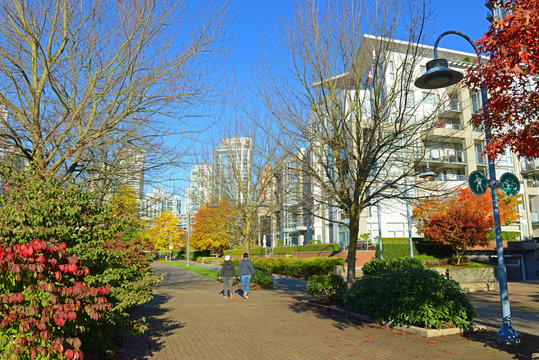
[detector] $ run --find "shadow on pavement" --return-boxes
[462,329,539,360]
[287,300,372,331]
[92,294,186,360]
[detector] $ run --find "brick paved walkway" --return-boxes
[114,262,537,359]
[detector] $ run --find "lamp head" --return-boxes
[414,58,463,89]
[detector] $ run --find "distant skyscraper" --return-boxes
[116,147,146,201]
[185,162,212,214]
[141,188,181,222]
[213,137,252,204]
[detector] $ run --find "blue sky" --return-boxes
[162,1,494,210]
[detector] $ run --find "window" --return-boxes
[422,92,436,105]
[449,95,460,111]
[475,142,486,164]
[389,61,395,81]
[471,92,481,113]
[497,149,513,165]
[406,91,415,109]
[403,63,413,81]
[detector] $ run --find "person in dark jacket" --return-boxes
[220,255,235,299]
[238,253,256,299]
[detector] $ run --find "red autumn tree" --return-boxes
[464,0,539,158]
[414,188,521,264]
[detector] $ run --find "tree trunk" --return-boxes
[346,206,361,288]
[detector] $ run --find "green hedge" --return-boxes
[272,243,340,255]
[231,247,266,256]
[249,257,344,279]
[375,237,422,243]
[376,242,452,259]
[486,231,521,242]
[362,257,426,276]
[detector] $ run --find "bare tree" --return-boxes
[256,0,457,285]
[208,109,283,254]
[0,0,231,183]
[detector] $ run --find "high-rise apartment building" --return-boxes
[116,147,146,201]
[141,188,181,223]
[184,162,212,215]
[213,137,252,204]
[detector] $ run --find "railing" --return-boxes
[435,119,461,130]
[435,174,466,182]
[521,158,539,172]
[426,149,465,163]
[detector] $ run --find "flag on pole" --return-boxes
[367,65,373,82]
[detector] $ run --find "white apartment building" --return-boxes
[184,162,212,215]
[270,35,538,247]
[213,137,252,204]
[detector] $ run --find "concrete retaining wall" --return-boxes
[431,267,497,283]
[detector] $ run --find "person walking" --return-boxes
[238,253,256,299]
[220,255,235,299]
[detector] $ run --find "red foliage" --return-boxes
[0,240,112,359]
[414,188,520,261]
[465,0,539,158]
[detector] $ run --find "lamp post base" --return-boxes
[497,323,520,346]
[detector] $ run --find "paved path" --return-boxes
[466,281,539,337]
[176,261,539,337]
[114,262,538,359]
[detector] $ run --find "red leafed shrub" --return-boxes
[0,240,112,359]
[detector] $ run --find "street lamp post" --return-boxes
[376,201,383,260]
[168,227,172,262]
[228,205,232,257]
[187,213,191,266]
[404,175,414,259]
[415,30,520,345]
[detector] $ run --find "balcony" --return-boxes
[521,158,539,177]
[435,174,466,182]
[438,99,461,119]
[435,118,462,130]
[425,149,465,164]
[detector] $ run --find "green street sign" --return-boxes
[500,172,520,197]
[468,171,488,195]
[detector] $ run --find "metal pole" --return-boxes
[481,85,519,344]
[229,206,232,257]
[377,201,383,259]
[405,176,414,259]
[187,213,190,266]
[168,227,172,261]
[519,161,533,239]
[431,30,519,345]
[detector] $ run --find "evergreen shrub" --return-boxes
[307,274,346,300]
[345,268,477,329]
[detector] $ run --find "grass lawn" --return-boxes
[161,260,220,281]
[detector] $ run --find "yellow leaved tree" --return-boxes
[145,211,184,250]
[191,202,233,254]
